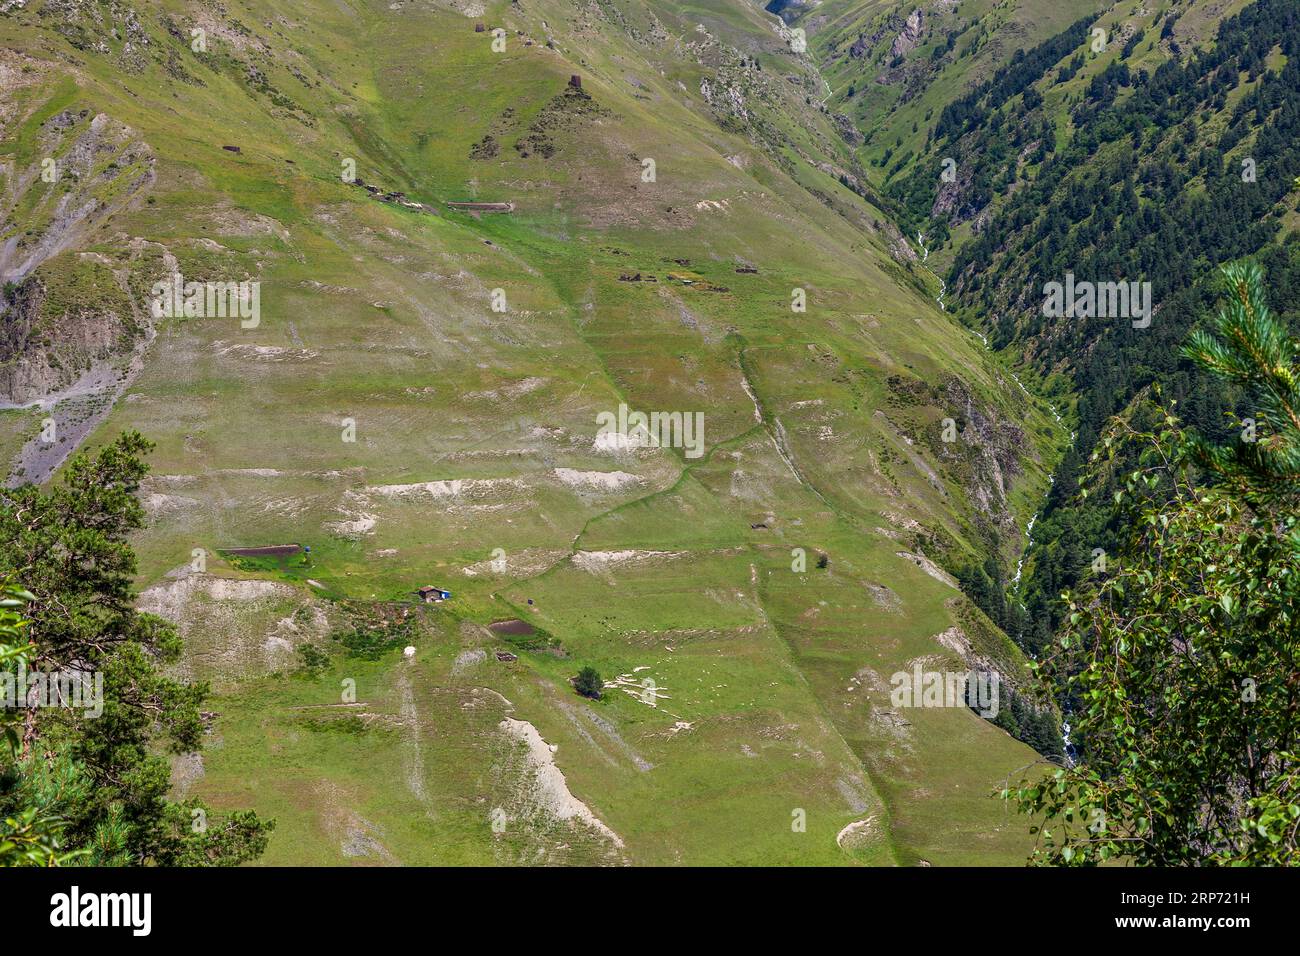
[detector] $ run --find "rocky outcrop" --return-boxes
[939,377,1024,539]
[0,92,154,406]
[0,108,154,283]
[889,9,925,60]
[930,156,984,224]
[845,19,893,61]
[832,111,865,146]
[883,221,918,264]
[0,266,138,405]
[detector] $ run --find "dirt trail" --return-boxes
[738,367,763,424]
[395,664,432,810]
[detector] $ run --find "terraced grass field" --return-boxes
[0,0,1067,865]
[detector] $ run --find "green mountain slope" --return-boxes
[779,0,1109,200]
[0,0,1066,865]
[831,0,1300,654]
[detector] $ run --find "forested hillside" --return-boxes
[792,0,1300,652]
